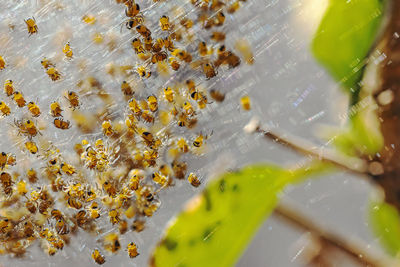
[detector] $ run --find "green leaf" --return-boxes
[311,0,383,102]
[328,103,383,156]
[369,200,400,257]
[150,162,329,267]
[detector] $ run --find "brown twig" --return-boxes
[274,199,398,267]
[254,126,368,175]
[242,121,395,265]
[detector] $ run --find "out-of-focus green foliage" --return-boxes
[311,0,383,103]
[150,2,387,266]
[330,106,383,156]
[150,163,329,267]
[312,0,385,157]
[370,200,400,257]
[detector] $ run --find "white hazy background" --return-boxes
[0,0,385,266]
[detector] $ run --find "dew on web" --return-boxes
[0,0,347,266]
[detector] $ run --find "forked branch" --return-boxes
[275,200,397,267]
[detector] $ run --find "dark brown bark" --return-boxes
[371,1,400,209]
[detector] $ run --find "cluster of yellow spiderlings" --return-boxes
[0,0,253,264]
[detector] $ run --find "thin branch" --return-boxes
[252,125,368,175]
[274,199,397,267]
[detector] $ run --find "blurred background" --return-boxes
[0,0,385,266]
